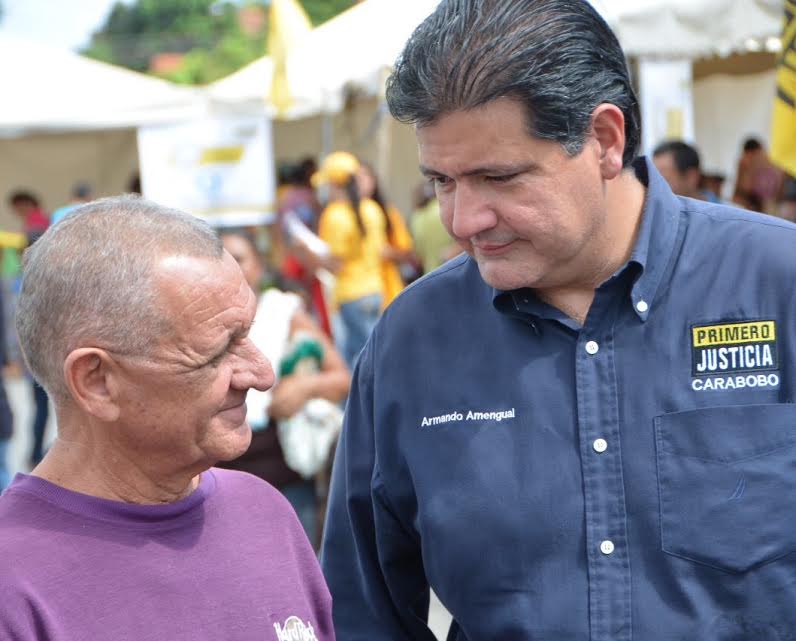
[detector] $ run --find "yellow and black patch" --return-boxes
[691,320,778,376]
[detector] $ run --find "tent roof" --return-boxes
[596,0,783,58]
[0,35,203,136]
[209,0,440,118]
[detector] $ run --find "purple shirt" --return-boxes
[0,468,334,641]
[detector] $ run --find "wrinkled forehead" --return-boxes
[153,252,256,335]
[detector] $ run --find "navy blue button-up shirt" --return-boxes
[321,158,796,640]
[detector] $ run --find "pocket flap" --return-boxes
[656,404,796,464]
[655,404,796,573]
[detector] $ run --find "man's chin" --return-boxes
[213,421,253,462]
[476,261,540,292]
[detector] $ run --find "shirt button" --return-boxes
[636,300,649,313]
[585,341,599,355]
[600,540,615,555]
[593,438,608,453]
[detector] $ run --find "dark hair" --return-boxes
[8,191,40,208]
[127,173,141,195]
[743,138,763,153]
[296,157,317,186]
[344,177,367,236]
[360,162,394,238]
[279,158,318,188]
[277,162,295,187]
[219,227,259,252]
[652,140,701,174]
[72,182,92,200]
[386,0,641,167]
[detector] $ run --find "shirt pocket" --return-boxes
[654,404,796,573]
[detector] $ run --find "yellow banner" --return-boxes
[692,321,776,347]
[199,146,245,164]
[0,231,27,250]
[268,0,312,118]
[771,0,796,176]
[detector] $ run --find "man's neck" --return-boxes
[33,434,201,505]
[537,169,647,325]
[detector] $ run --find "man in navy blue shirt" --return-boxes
[321,1,796,639]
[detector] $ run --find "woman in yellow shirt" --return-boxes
[356,162,417,309]
[314,152,387,367]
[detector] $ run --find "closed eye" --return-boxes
[207,349,227,367]
[487,174,518,183]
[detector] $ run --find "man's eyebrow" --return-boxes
[419,163,537,177]
[419,165,443,177]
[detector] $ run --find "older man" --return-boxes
[0,197,334,641]
[321,1,796,639]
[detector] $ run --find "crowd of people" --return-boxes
[0,0,795,636]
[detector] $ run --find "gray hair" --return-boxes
[386,0,641,167]
[15,195,223,401]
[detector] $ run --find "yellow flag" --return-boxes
[771,0,796,177]
[268,0,312,117]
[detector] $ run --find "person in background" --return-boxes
[0,196,334,640]
[700,172,725,202]
[7,191,48,243]
[281,158,321,230]
[732,137,783,213]
[409,180,459,274]
[314,152,386,368]
[50,182,93,225]
[652,140,719,202]
[218,230,349,544]
[0,229,26,376]
[7,191,50,467]
[356,162,417,308]
[779,175,796,223]
[275,159,332,337]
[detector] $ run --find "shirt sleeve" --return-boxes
[320,334,438,641]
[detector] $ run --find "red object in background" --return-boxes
[282,254,332,338]
[24,208,50,236]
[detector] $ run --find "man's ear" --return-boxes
[590,103,626,181]
[63,348,122,422]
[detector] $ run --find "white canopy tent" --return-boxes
[0,35,208,228]
[0,35,203,135]
[596,0,783,58]
[209,0,442,120]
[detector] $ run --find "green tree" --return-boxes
[81,0,356,84]
[82,0,240,73]
[302,0,357,26]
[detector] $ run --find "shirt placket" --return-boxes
[576,289,633,641]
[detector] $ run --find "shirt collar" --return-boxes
[493,156,682,323]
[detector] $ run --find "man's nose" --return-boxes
[448,182,498,240]
[234,340,275,392]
